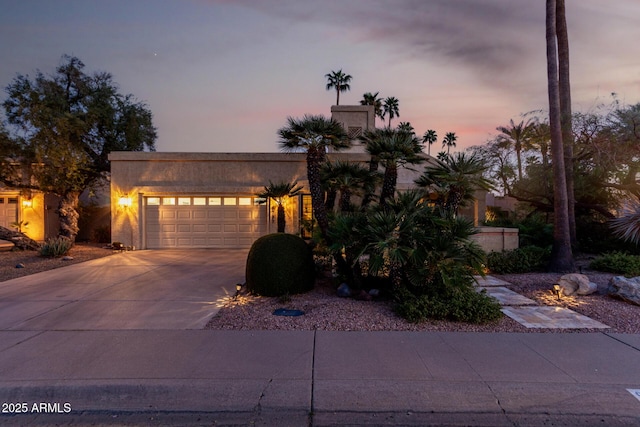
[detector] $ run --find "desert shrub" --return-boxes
[40,236,73,257]
[589,252,640,277]
[394,286,502,324]
[486,246,550,274]
[246,233,315,297]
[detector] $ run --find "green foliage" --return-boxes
[589,252,640,277]
[246,233,315,297]
[486,246,551,274]
[485,213,553,248]
[40,236,73,258]
[394,286,502,324]
[92,225,111,243]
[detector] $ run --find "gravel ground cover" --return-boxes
[206,268,640,334]
[0,243,115,282]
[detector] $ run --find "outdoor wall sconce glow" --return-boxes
[552,284,562,300]
[21,199,32,208]
[118,196,132,208]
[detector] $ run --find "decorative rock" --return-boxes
[336,283,351,297]
[15,263,25,269]
[607,276,640,306]
[62,256,74,261]
[557,273,594,296]
[368,288,380,297]
[354,290,372,301]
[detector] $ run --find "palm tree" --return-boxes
[382,97,400,127]
[360,92,384,125]
[321,160,374,212]
[257,180,303,232]
[397,122,414,134]
[546,0,574,272]
[442,132,457,154]
[325,69,352,105]
[364,128,424,207]
[415,152,494,217]
[496,118,535,181]
[278,114,350,240]
[422,129,437,156]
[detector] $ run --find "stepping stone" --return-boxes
[473,275,512,287]
[502,306,609,329]
[478,286,537,306]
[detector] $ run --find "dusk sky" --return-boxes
[1,0,639,153]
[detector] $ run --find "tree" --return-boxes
[546,0,575,272]
[325,69,352,105]
[382,97,400,127]
[257,180,303,233]
[277,114,350,240]
[442,132,458,154]
[364,128,424,207]
[360,92,384,125]
[397,122,414,134]
[496,118,535,180]
[422,129,437,156]
[321,160,374,212]
[0,55,156,242]
[416,152,494,217]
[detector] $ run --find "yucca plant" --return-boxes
[40,236,73,258]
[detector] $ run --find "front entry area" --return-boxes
[144,196,267,249]
[0,195,18,229]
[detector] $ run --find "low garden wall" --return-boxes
[471,227,519,252]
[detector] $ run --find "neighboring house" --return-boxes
[0,186,59,241]
[109,106,514,251]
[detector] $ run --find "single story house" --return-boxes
[109,105,517,251]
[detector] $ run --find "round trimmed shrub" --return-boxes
[246,233,315,297]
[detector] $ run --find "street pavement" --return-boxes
[0,250,638,426]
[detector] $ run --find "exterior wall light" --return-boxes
[22,199,33,208]
[118,196,132,208]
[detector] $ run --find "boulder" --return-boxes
[607,276,640,306]
[557,273,595,296]
[337,283,351,298]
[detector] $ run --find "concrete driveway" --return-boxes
[0,249,247,331]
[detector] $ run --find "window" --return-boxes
[8,198,18,204]
[162,197,175,205]
[147,197,160,206]
[178,197,191,206]
[0,198,4,204]
[193,197,206,206]
[300,194,313,239]
[238,197,252,206]
[223,197,236,206]
[208,197,221,206]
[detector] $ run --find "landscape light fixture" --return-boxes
[234,283,243,300]
[553,284,562,300]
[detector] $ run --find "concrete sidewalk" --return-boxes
[0,330,639,426]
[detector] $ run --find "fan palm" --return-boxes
[364,128,424,207]
[360,92,384,125]
[278,114,350,239]
[397,122,414,134]
[325,69,352,105]
[257,180,303,232]
[382,97,400,127]
[422,129,438,156]
[416,152,494,216]
[442,132,457,154]
[496,118,535,180]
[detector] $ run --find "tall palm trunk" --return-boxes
[58,191,80,242]
[339,189,352,212]
[556,0,577,248]
[306,147,330,239]
[380,162,398,207]
[277,204,286,233]
[361,156,379,208]
[546,0,575,273]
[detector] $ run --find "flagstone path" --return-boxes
[474,276,609,329]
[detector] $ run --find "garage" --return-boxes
[144,195,267,249]
[0,195,18,229]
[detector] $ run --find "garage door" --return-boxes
[144,196,267,249]
[0,196,18,229]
